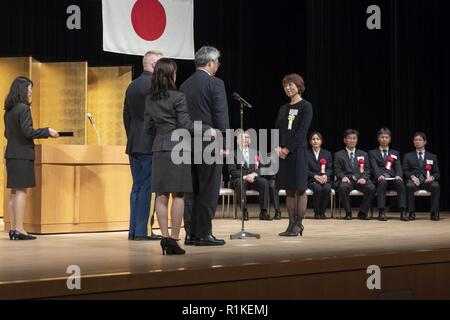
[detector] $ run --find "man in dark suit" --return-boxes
[403,132,441,221]
[123,50,163,241]
[334,129,376,220]
[227,132,272,221]
[369,128,408,221]
[180,46,230,246]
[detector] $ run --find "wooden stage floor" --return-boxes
[1,213,450,299]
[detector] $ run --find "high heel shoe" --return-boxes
[161,237,186,255]
[279,216,298,237]
[285,223,304,237]
[12,231,37,240]
[9,230,15,240]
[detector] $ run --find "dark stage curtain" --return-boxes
[1,0,449,210]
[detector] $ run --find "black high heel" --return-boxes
[161,238,186,255]
[286,223,304,237]
[9,230,15,240]
[12,231,37,240]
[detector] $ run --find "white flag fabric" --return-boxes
[102,0,194,60]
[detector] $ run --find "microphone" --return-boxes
[233,92,253,109]
[86,112,101,145]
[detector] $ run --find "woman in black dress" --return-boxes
[144,58,212,255]
[4,76,59,240]
[276,74,313,237]
[307,132,333,219]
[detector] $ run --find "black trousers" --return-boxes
[184,163,222,238]
[263,175,280,211]
[375,179,407,211]
[308,182,332,216]
[231,176,269,211]
[406,180,440,213]
[338,181,376,214]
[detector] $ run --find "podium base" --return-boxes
[230,230,261,240]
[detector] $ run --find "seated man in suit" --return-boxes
[403,132,441,221]
[334,129,376,220]
[227,132,273,221]
[369,128,408,222]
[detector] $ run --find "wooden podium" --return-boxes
[3,145,133,234]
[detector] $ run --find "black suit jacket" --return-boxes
[369,148,403,179]
[307,148,333,183]
[123,71,155,155]
[4,103,50,160]
[227,148,260,181]
[334,149,372,184]
[179,70,230,133]
[145,90,206,152]
[403,151,440,181]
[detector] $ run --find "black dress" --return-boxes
[4,103,50,189]
[275,99,313,191]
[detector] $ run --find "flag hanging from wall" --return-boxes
[102,0,195,60]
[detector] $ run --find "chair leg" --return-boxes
[330,194,334,219]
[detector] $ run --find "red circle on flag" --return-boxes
[131,0,167,41]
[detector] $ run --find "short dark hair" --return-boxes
[4,76,33,111]
[413,132,427,141]
[150,58,177,100]
[377,128,392,138]
[309,132,323,142]
[282,74,305,94]
[343,129,359,139]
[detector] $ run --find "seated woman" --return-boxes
[307,132,333,219]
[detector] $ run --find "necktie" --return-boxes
[243,150,249,167]
[383,150,388,160]
[419,152,425,168]
[350,152,355,168]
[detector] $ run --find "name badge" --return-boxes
[289,109,299,116]
[357,156,365,161]
[426,160,434,165]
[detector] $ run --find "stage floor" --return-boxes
[1,213,450,299]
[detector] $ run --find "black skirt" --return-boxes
[6,159,36,189]
[276,147,308,192]
[151,151,193,193]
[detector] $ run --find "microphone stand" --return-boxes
[230,101,261,240]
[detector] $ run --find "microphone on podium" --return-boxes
[232,92,253,109]
[86,112,101,145]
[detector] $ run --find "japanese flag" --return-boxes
[102,0,195,60]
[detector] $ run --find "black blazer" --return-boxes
[144,90,208,152]
[334,149,372,184]
[123,71,155,155]
[227,148,260,181]
[369,148,403,179]
[307,148,333,183]
[275,99,313,153]
[403,151,440,181]
[4,103,49,160]
[179,70,230,133]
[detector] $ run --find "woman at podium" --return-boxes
[4,76,59,240]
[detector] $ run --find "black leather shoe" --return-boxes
[409,212,416,221]
[274,209,282,220]
[378,212,388,222]
[184,234,197,246]
[194,235,226,246]
[12,231,36,240]
[358,212,368,220]
[9,230,15,240]
[320,214,327,220]
[314,214,321,220]
[431,212,440,221]
[400,212,409,222]
[344,213,352,221]
[128,234,135,240]
[133,235,162,241]
[259,211,273,221]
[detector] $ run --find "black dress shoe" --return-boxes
[194,235,226,246]
[320,214,327,220]
[400,212,409,222]
[431,212,440,221]
[184,234,197,246]
[128,234,135,240]
[133,235,162,241]
[344,213,352,221]
[161,237,186,255]
[409,212,416,221]
[314,214,321,220]
[378,212,388,222]
[259,211,273,221]
[12,231,36,240]
[274,209,282,220]
[9,230,15,240]
[358,212,368,220]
